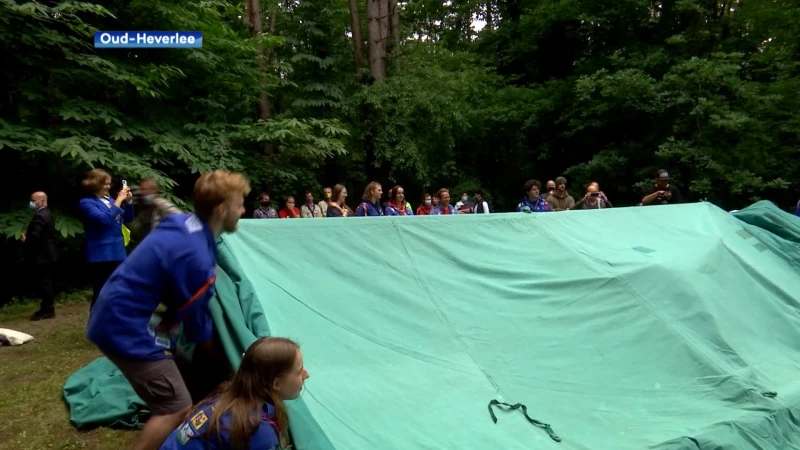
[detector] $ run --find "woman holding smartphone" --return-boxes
[78,169,134,309]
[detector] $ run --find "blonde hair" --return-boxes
[193,170,251,219]
[82,169,111,194]
[362,181,381,200]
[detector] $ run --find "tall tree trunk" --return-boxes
[248,0,275,155]
[486,0,493,30]
[367,0,387,80]
[348,0,365,81]
[388,0,399,47]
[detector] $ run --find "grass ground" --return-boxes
[0,291,138,450]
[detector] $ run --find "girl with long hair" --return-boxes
[326,184,353,217]
[160,337,310,450]
[384,185,413,216]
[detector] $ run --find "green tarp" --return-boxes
[64,200,800,449]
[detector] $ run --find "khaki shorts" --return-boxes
[105,352,193,416]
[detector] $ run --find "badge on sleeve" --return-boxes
[178,423,195,444]
[190,410,208,430]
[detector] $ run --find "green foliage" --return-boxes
[0,0,347,238]
[2,0,800,249]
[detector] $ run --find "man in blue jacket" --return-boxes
[86,170,250,450]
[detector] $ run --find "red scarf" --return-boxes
[388,202,406,215]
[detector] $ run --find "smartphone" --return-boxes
[122,180,128,188]
[590,192,600,198]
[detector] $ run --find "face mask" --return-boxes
[142,194,154,203]
[29,201,37,209]
[461,196,468,202]
[325,192,331,199]
[260,200,269,206]
[424,200,431,206]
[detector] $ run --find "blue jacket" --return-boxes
[79,197,135,263]
[430,204,458,215]
[356,199,384,216]
[86,213,217,360]
[160,401,280,450]
[384,202,414,216]
[516,197,552,213]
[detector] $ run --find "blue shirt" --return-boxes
[430,204,458,215]
[516,197,552,213]
[160,401,280,450]
[86,214,217,360]
[384,203,414,216]
[356,199,384,216]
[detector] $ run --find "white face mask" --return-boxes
[461,196,468,202]
[142,194,154,203]
[424,200,431,206]
[29,201,37,209]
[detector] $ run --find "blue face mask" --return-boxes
[29,201,37,209]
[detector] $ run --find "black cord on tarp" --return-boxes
[487,400,561,443]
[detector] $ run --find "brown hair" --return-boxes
[389,185,404,203]
[193,170,251,220]
[82,169,111,194]
[361,181,381,200]
[204,337,300,449]
[437,188,449,197]
[331,184,347,204]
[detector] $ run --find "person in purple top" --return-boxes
[86,170,251,450]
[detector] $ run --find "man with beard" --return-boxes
[641,169,683,206]
[86,170,250,450]
[546,176,575,211]
[253,192,279,218]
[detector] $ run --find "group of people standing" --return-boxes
[253,183,492,219]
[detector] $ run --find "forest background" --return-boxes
[1,0,799,297]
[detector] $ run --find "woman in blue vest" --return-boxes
[384,185,414,216]
[356,181,384,216]
[160,337,310,450]
[78,169,134,308]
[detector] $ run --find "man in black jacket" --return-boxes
[23,191,58,320]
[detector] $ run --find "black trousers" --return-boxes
[34,264,56,314]
[88,260,122,309]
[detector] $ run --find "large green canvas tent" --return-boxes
[64,201,800,449]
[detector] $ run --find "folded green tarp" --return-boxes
[65,201,800,449]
